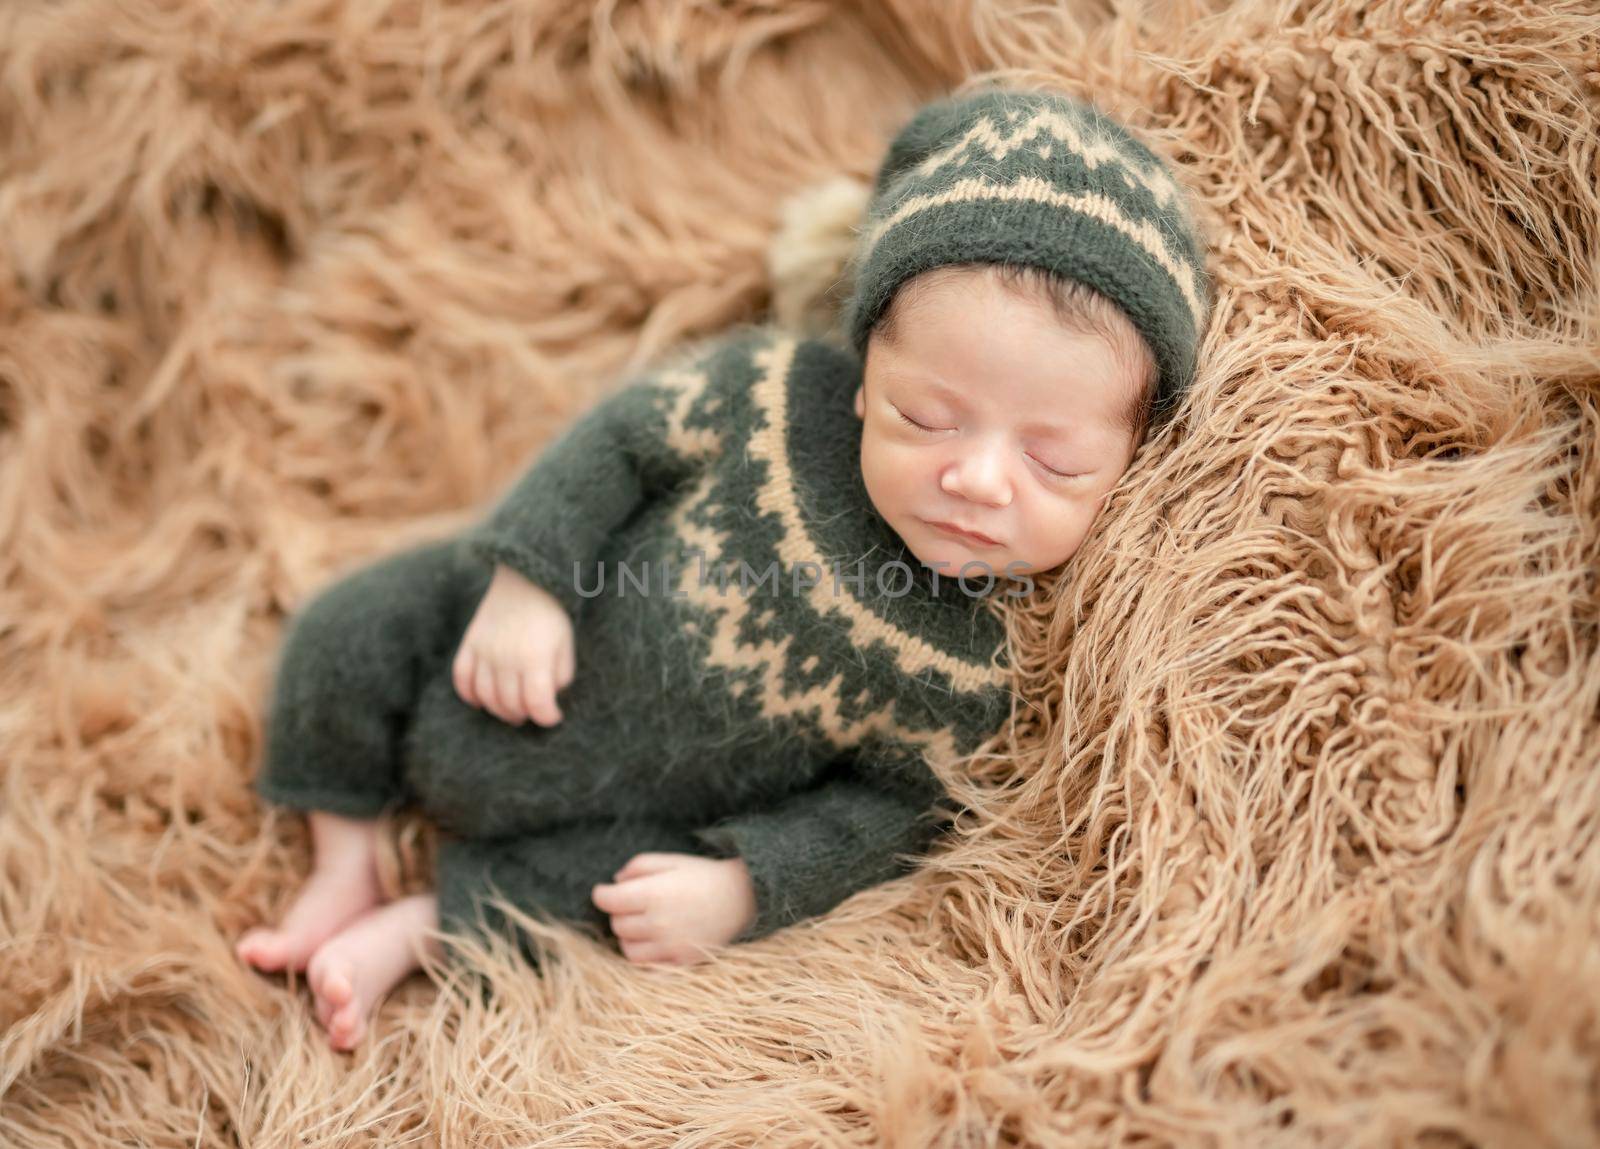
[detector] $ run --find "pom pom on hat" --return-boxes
[766,174,872,345]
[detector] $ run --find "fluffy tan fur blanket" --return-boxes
[2,1,1597,1145]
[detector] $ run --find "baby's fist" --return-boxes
[454,564,574,727]
[592,853,757,965]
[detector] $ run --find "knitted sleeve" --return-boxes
[456,368,705,624]
[688,746,950,943]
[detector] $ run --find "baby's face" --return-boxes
[855,268,1141,578]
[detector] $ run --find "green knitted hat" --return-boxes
[845,87,1211,426]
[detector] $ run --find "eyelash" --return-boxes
[895,408,941,432]
[892,407,1078,479]
[1029,456,1077,479]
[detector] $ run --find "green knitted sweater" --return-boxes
[435,327,1015,942]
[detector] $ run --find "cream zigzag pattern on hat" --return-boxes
[861,175,1206,331]
[912,104,1186,214]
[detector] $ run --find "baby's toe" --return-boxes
[237,929,288,971]
[322,967,354,1008]
[306,946,328,993]
[329,1002,366,1051]
[315,989,336,1030]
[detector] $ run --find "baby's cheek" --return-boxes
[859,439,912,503]
[1022,495,1100,566]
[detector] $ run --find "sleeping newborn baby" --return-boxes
[236,86,1210,1050]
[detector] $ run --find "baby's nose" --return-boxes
[942,448,1012,507]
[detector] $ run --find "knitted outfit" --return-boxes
[253,86,1209,963]
[258,331,1014,956]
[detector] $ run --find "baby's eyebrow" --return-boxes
[914,376,964,402]
[1017,417,1072,438]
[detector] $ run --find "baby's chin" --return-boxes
[879,510,1060,581]
[901,529,1068,581]
[902,535,1032,580]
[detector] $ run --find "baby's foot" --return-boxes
[237,847,384,974]
[306,894,440,1051]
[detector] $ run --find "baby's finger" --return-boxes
[453,649,479,708]
[591,880,651,915]
[521,670,553,727]
[495,666,526,724]
[475,661,503,721]
[556,635,575,691]
[615,854,677,881]
[618,939,672,965]
[524,667,561,727]
[607,913,654,941]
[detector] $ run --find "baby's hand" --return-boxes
[453,564,575,727]
[592,853,757,965]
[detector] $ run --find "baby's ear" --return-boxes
[853,384,864,420]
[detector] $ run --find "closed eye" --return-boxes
[1028,454,1082,479]
[893,407,945,432]
[890,405,1084,478]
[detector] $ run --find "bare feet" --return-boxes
[306,894,441,1051]
[237,812,385,974]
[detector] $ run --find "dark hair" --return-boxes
[872,263,1160,446]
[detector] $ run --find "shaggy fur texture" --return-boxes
[2,0,1597,1145]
